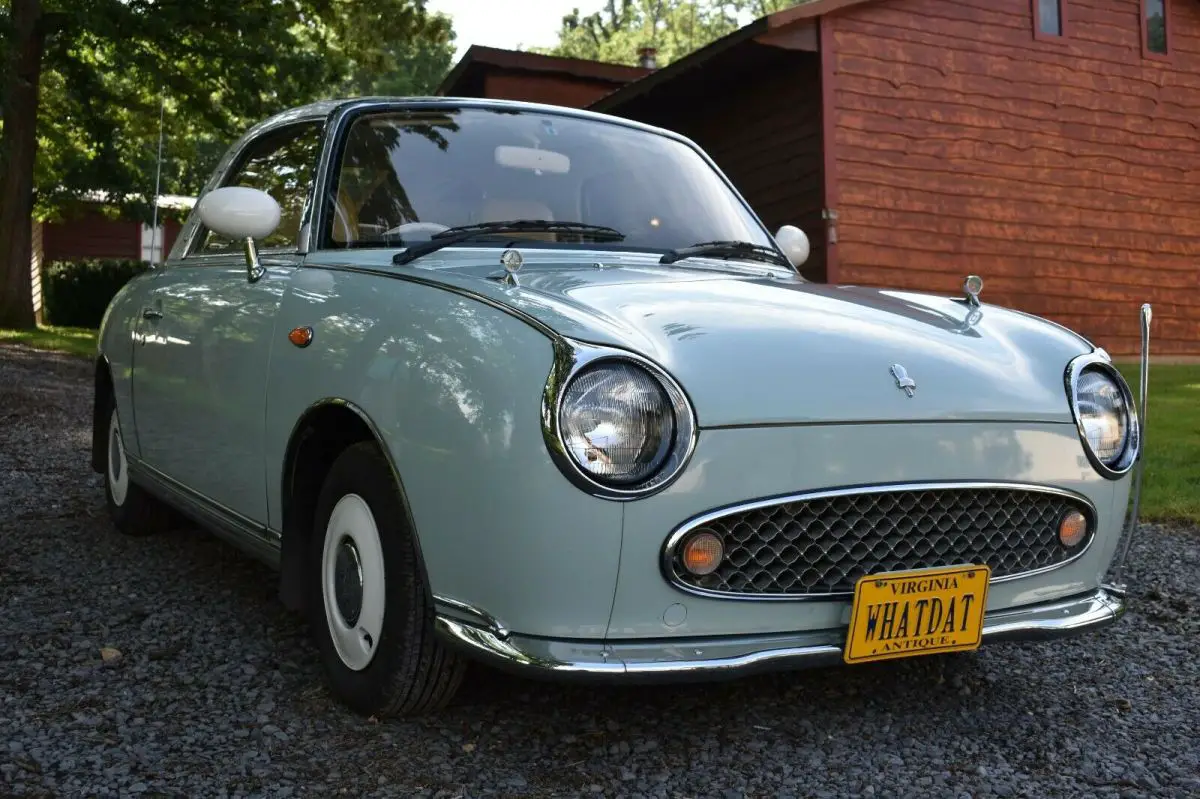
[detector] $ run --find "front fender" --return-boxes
[263,265,623,640]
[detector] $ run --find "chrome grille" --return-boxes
[667,485,1094,598]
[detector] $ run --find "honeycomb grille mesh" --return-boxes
[671,486,1092,597]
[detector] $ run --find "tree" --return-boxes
[0,0,452,330]
[337,11,457,98]
[533,0,798,67]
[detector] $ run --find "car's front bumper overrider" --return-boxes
[433,586,1127,683]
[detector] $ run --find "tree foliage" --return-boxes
[0,0,455,328]
[533,0,798,67]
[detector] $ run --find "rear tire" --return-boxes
[103,404,176,536]
[308,441,466,717]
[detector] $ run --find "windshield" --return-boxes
[319,106,775,254]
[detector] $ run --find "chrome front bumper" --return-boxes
[434,586,1127,683]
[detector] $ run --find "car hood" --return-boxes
[485,266,1093,428]
[312,251,1097,428]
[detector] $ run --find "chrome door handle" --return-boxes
[142,308,163,320]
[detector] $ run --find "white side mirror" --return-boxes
[775,225,810,267]
[197,186,281,240]
[195,186,281,283]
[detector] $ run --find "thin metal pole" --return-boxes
[150,88,166,264]
[1111,303,1152,593]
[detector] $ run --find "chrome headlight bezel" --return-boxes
[1065,351,1140,480]
[541,340,698,500]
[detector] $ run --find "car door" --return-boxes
[131,119,325,527]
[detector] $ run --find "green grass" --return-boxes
[1115,363,1200,524]
[0,324,98,358]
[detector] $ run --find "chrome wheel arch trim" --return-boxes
[659,480,1101,603]
[1064,350,1141,481]
[539,337,699,502]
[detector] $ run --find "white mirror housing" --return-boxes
[196,186,281,241]
[775,225,810,267]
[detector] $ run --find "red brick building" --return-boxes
[440,0,1200,356]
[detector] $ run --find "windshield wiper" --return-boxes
[659,239,792,269]
[391,219,625,265]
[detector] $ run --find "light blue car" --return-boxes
[93,97,1152,718]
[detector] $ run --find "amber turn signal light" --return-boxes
[288,326,313,348]
[681,530,724,576]
[1058,510,1088,547]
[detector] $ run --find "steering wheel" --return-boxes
[383,221,450,239]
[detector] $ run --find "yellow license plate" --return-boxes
[843,564,991,664]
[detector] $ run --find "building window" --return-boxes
[1033,0,1066,40]
[141,223,165,264]
[1143,0,1170,59]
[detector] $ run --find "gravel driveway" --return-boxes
[1,344,1197,799]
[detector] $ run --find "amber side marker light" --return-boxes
[288,326,314,348]
[681,530,724,576]
[1059,510,1088,547]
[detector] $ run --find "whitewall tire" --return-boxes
[308,441,466,717]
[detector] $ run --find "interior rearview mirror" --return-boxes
[774,225,810,268]
[495,145,571,174]
[196,186,282,283]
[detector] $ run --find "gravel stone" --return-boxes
[1,343,1198,797]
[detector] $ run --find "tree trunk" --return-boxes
[0,0,46,330]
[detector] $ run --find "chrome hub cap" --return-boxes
[107,409,129,507]
[321,494,385,671]
[333,538,364,627]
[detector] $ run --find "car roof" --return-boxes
[246,95,686,145]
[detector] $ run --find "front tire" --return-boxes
[309,441,466,717]
[104,405,176,536]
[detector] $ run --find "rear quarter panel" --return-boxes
[262,263,623,639]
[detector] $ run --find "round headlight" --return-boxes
[1076,369,1129,462]
[1067,356,1139,478]
[559,360,676,486]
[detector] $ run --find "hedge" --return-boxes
[42,258,151,329]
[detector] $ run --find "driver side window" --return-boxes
[194,122,324,255]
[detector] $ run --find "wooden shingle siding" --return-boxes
[830,0,1200,354]
[43,211,140,262]
[484,73,628,109]
[611,49,828,281]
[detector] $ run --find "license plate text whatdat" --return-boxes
[843,564,991,664]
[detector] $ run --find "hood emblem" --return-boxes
[890,364,916,398]
[962,274,984,307]
[500,248,523,287]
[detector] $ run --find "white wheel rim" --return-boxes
[108,409,130,507]
[322,494,386,671]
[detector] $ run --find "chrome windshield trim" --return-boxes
[1110,303,1152,591]
[1064,350,1141,480]
[660,480,1100,602]
[304,98,793,271]
[433,587,1125,682]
